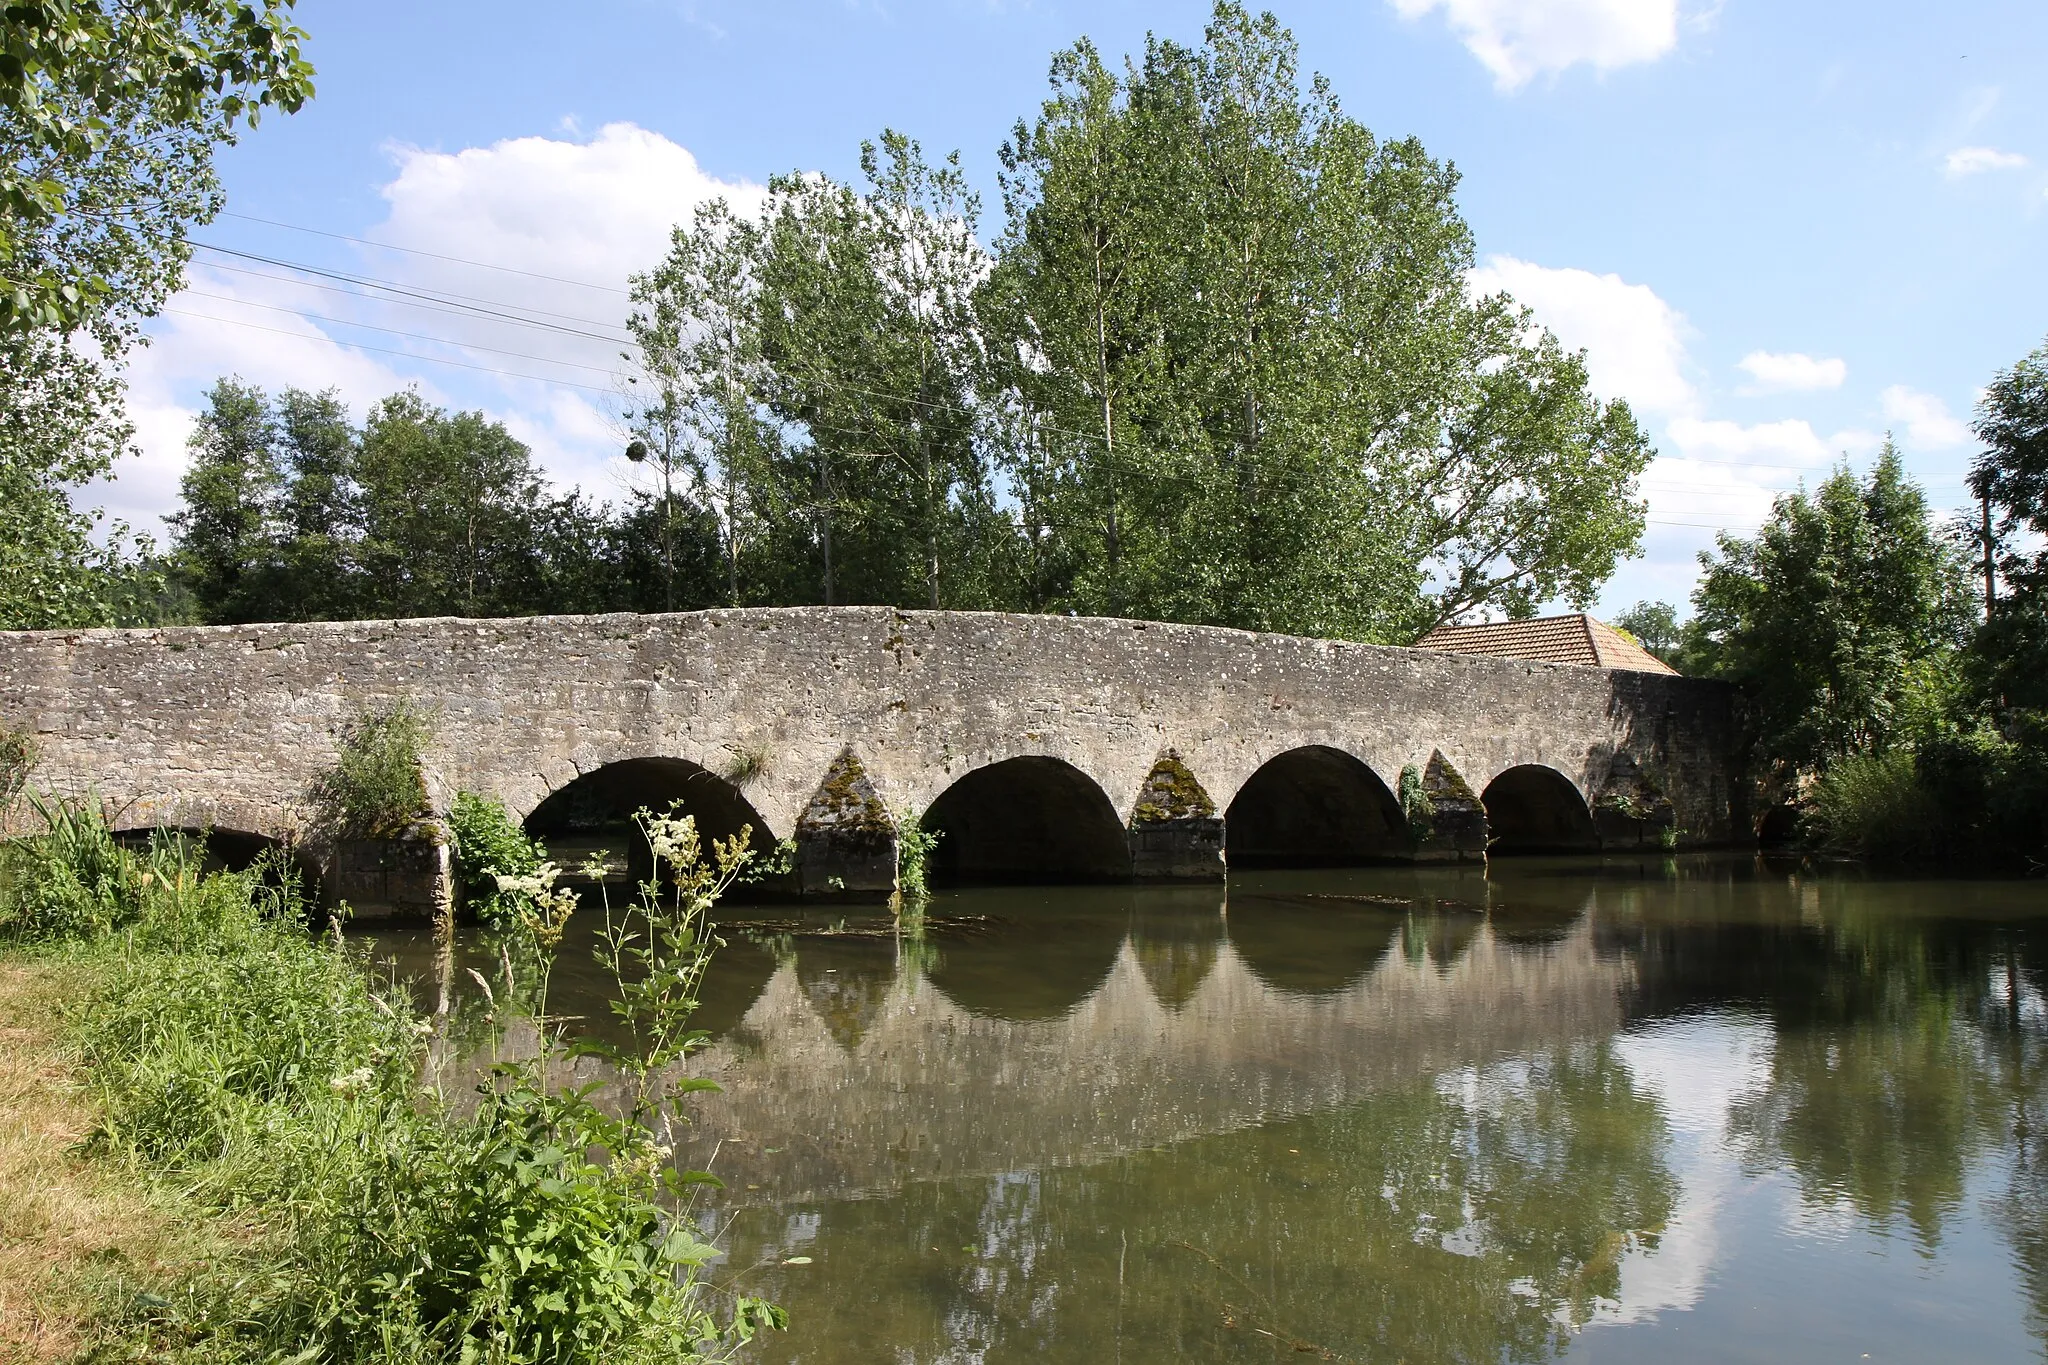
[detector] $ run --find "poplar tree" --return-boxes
[987,4,1652,640]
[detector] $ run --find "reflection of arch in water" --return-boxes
[922,757,1131,886]
[1225,892,1404,995]
[925,887,1131,1021]
[1224,746,1407,868]
[688,930,782,1038]
[1481,764,1598,855]
[524,757,774,880]
[1402,907,1486,969]
[1128,887,1228,1010]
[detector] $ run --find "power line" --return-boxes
[179,289,631,376]
[221,210,632,294]
[163,307,620,396]
[189,240,636,339]
[191,257,639,348]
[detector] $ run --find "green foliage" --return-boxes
[1688,443,1975,772]
[1397,763,1435,845]
[1805,728,2048,868]
[1807,749,1945,862]
[1614,600,1684,667]
[312,701,432,837]
[1,0,314,335]
[447,791,544,929]
[1970,333,2048,718]
[0,720,36,808]
[3,2,313,630]
[0,796,782,1362]
[893,807,940,900]
[166,380,714,623]
[985,4,1650,639]
[612,3,1653,635]
[579,807,757,1129]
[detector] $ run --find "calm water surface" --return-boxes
[370,855,2048,1364]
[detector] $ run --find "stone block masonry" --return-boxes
[0,607,1746,904]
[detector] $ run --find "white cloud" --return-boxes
[1735,350,1846,394]
[1468,254,1696,416]
[1387,0,1678,91]
[118,123,762,539]
[1944,145,2029,177]
[1879,385,1971,449]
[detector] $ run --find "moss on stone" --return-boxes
[1131,751,1216,824]
[1422,751,1477,805]
[799,748,892,838]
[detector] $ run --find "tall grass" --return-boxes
[0,797,783,1364]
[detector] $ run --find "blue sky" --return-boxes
[110,0,2048,617]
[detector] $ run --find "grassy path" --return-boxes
[0,960,215,1363]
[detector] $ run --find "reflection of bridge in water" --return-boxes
[655,887,1625,1202]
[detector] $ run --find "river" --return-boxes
[367,854,2048,1364]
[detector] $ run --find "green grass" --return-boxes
[0,799,782,1364]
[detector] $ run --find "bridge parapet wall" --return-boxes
[0,608,1745,888]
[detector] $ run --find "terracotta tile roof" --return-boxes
[1415,613,1680,676]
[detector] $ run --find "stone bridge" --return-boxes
[0,607,1744,906]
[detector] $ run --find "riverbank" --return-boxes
[0,802,778,1365]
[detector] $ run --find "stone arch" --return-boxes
[523,756,776,880]
[1480,764,1598,854]
[1224,745,1407,867]
[921,756,1132,885]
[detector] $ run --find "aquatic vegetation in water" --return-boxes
[448,790,545,929]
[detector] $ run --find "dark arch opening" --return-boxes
[922,757,1132,886]
[1224,746,1407,868]
[112,826,284,875]
[1481,765,1598,854]
[524,757,773,885]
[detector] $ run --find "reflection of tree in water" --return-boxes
[1723,905,2043,1252]
[1727,994,2003,1247]
[721,1040,1674,1364]
[1710,899,2048,1355]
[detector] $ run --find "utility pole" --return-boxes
[1982,490,1997,620]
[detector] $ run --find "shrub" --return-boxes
[1807,732,2048,869]
[447,790,544,928]
[312,701,433,837]
[1808,750,1942,862]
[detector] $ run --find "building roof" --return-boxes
[1415,613,1680,676]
